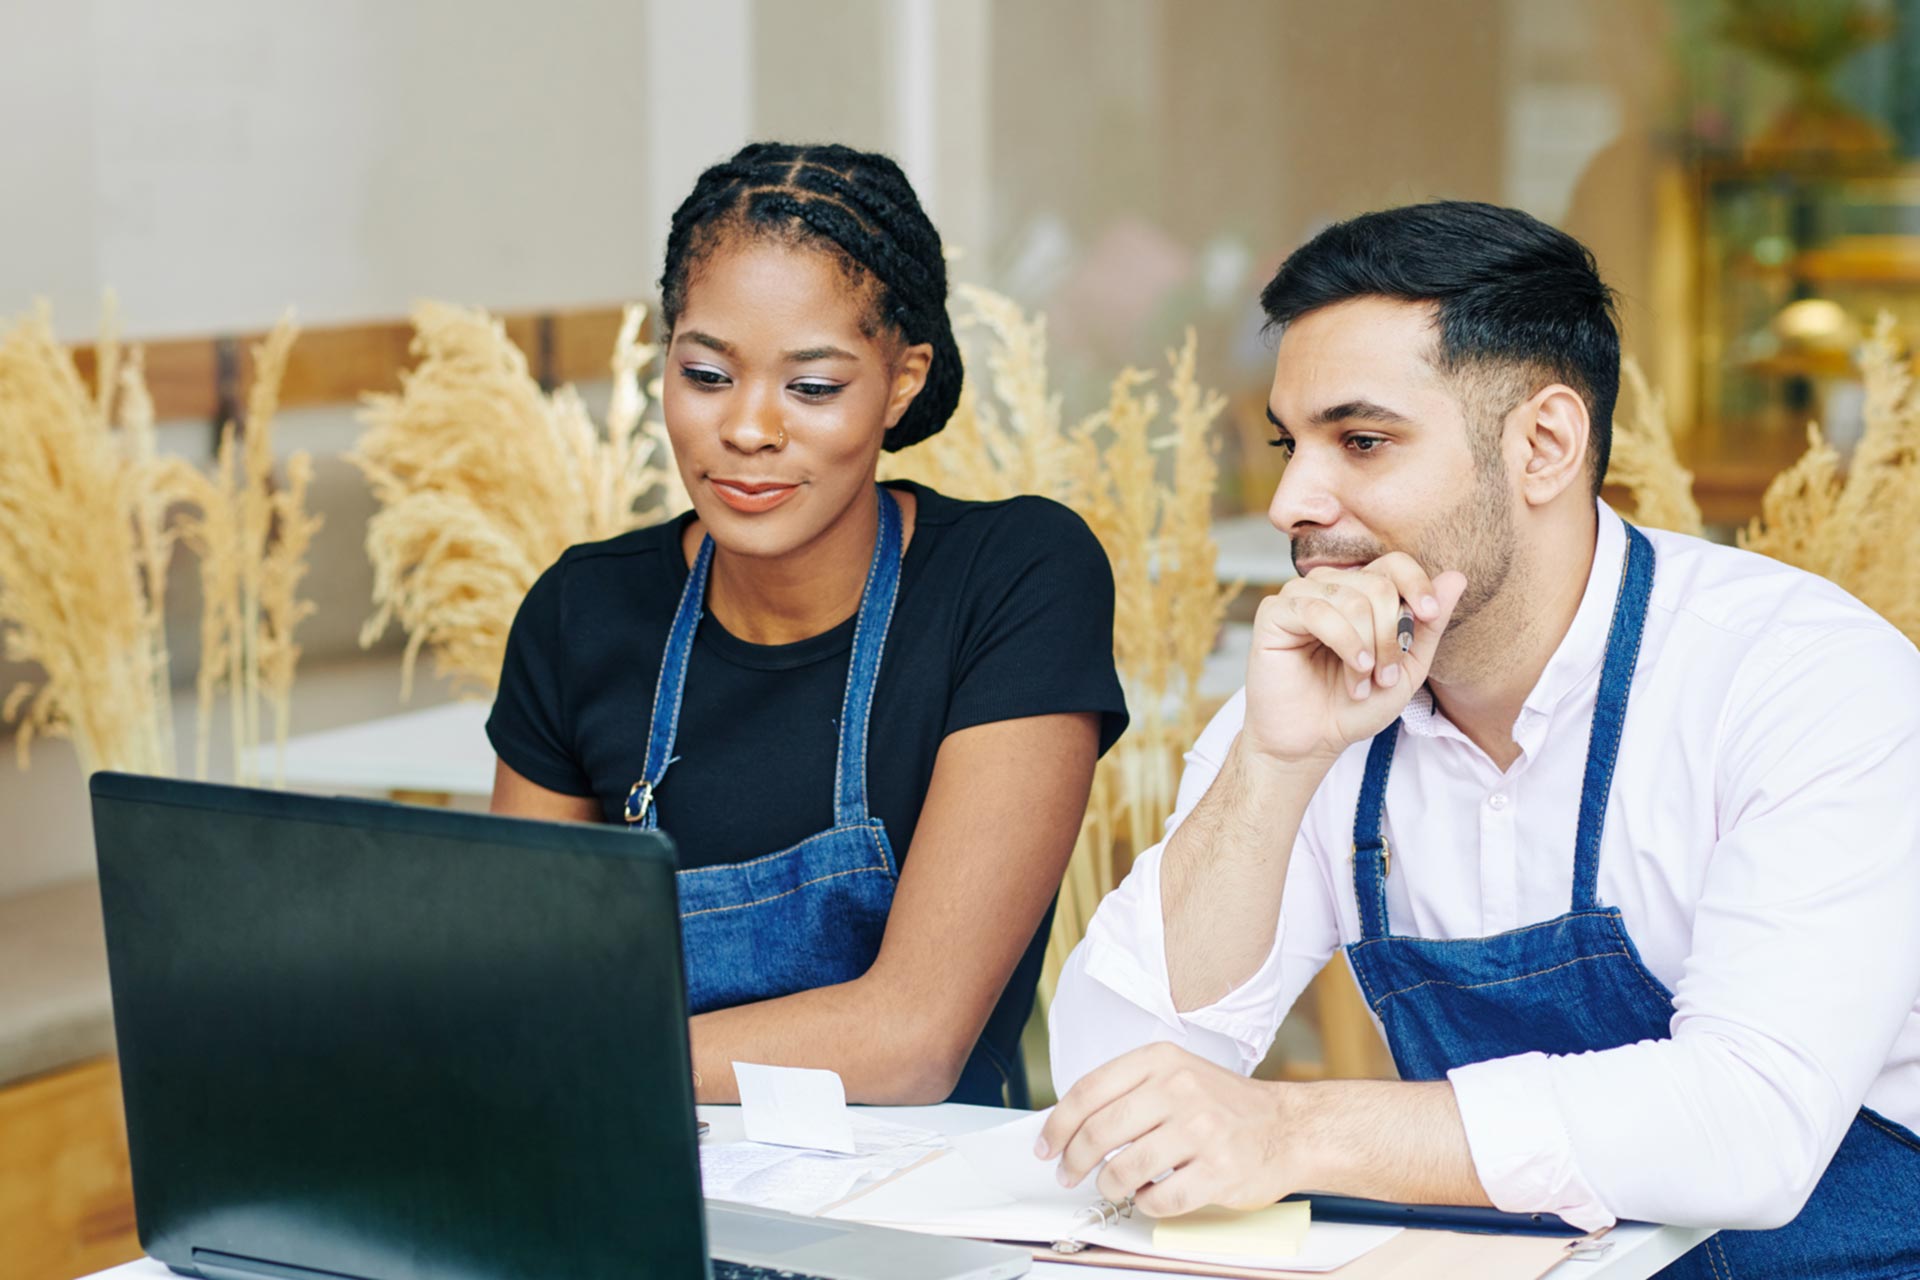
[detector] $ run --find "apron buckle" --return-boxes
[1353,838,1391,877]
[624,779,656,825]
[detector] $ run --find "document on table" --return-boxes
[829,1112,1400,1274]
[702,1114,946,1215]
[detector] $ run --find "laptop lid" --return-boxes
[91,772,705,1280]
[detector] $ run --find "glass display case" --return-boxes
[1695,159,1920,479]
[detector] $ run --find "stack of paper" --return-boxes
[701,1063,945,1214]
[824,1110,1401,1274]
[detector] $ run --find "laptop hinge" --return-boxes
[189,1248,376,1280]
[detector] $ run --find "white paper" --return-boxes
[733,1061,856,1153]
[704,1126,946,1214]
[727,1152,877,1213]
[699,1141,806,1196]
[950,1108,1084,1206]
[841,1117,943,1156]
[832,1147,1402,1273]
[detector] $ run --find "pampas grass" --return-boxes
[1605,314,1920,645]
[0,302,183,774]
[351,302,682,696]
[1605,357,1705,536]
[167,315,323,785]
[887,286,1238,1007]
[1740,313,1920,641]
[0,304,315,782]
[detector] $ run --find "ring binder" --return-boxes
[1050,1194,1136,1254]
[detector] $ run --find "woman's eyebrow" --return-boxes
[785,345,858,363]
[681,330,734,355]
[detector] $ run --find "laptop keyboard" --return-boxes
[712,1262,837,1280]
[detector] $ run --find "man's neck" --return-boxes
[1428,510,1600,772]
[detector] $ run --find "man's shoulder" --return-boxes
[1641,525,1905,657]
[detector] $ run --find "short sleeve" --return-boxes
[943,498,1130,754]
[486,557,593,796]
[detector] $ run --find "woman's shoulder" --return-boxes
[523,514,689,619]
[537,513,688,586]
[897,481,1106,561]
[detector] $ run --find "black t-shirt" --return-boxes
[486,481,1129,870]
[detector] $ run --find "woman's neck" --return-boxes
[694,486,905,646]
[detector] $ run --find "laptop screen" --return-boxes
[92,774,705,1280]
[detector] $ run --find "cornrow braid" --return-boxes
[658,142,962,451]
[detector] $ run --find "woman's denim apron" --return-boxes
[625,486,1036,1106]
[1343,523,1920,1277]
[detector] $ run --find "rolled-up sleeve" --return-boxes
[1449,625,1920,1231]
[1051,692,1345,1094]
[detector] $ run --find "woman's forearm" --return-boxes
[689,970,975,1104]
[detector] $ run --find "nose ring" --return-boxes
[775,427,787,449]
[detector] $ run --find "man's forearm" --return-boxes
[1285,1079,1493,1207]
[1161,738,1329,1011]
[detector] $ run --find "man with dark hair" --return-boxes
[1042,202,1920,1277]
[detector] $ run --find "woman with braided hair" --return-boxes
[487,142,1127,1107]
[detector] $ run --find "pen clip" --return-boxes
[1563,1225,1615,1261]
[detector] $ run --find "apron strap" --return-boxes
[626,528,713,828]
[833,486,905,829]
[1571,522,1655,910]
[1351,724,1400,940]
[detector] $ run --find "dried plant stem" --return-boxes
[0,303,185,776]
[351,302,678,696]
[889,291,1237,1011]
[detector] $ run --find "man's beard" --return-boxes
[1289,465,1519,676]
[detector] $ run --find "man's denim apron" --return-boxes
[626,486,1037,1106]
[1343,522,1920,1277]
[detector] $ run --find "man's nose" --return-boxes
[1268,450,1341,535]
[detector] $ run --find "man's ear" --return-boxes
[884,342,934,431]
[1512,384,1591,508]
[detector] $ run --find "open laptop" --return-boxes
[91,773,1027,1280]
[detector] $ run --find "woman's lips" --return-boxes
[710,478,799,514]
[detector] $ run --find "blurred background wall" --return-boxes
[4,0,1917,886]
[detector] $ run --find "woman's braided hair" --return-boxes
[659,141,962,451]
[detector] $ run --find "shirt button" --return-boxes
[1487,793,1509,811]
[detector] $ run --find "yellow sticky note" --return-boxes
[1151,1200,1312,1258]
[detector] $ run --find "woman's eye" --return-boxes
[792,381,844,401]
[1267,435,1296,456]
[680,366,729,389]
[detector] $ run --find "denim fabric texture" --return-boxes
[630,487,1031,1106]
[1345,523,1920,1278]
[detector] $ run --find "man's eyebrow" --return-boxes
[681,330,734,355]
[1311,399,1411,426]
[1266,400,1410,430]
[785,345,858,363]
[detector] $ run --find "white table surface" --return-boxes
[694,1104,1708,1280]
[76,1105,1710,1280]
[242,698,497,797]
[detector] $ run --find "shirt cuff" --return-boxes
[1448,1053,1615,1232]
[1078,842,1291,1074]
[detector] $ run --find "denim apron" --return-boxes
[1343,523,1920,1278]
[625,486,1035,1106]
